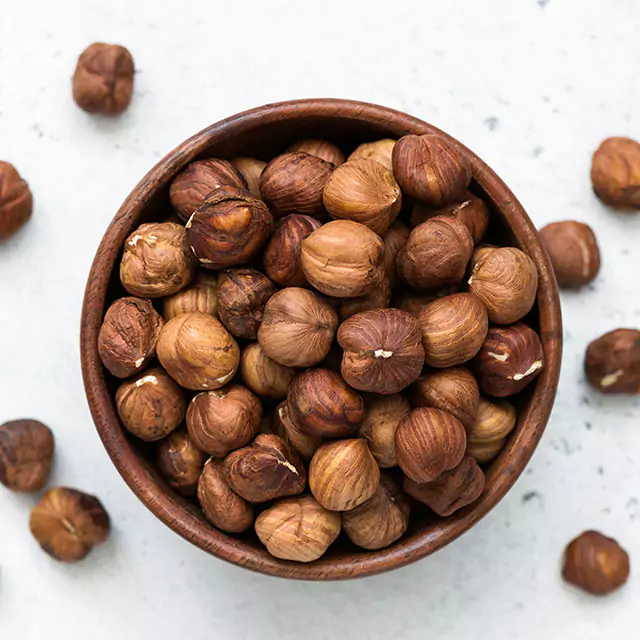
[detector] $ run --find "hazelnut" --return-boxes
[342,474,410,550]
[72,43,134,115]
[419,293,489,368]
[98,297,164,378]
[468,247,538,324]
[197,458,254,533]
[338,308,425,394]
[262,214,322,287]
[115,367,186,441]
[0,419,54,492]
[230,157,266,198]
[584,328,640,394]
[255,495,341,562]
[382,221,410,286]
[357,394,410,468]
[260,152,334,217]
[258,288,338,367]
[120,222,197,298]
[348,139,396,171]
[474,323,544,397]
[309,438,380,511]
[288,368,365,437]
[223,434,306,503]
[539,221,601,289]
[402,455,485,517]
[156,312,240,391]
[323,158,402,235]
[591,137,640,209]
[395,408,467,483]
[286,139,345,166]
[396,292,437,319]
[170,159,248,221]
[240,343,296,399]
[301,220,386,298]
[0,161,33,240]
[29,487,110,562]
[339,276,392,320]
[392,134,472,207]
[155,429,206,496]
[412,367,479,430]
[162,271,219,320]
[563,531,630,595]
[396,216,474,292]
[466,398,516,463]
[274,401,324,462]
[186,186,273,270]
[217,268,276,340]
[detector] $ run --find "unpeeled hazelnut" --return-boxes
[591,137,640,209]
[230,157,266,198]
[0,161,33,240]
[348,139,396,171]
[382,221,410,286]
[156,429,206,496]
[339,276,392,320]
[584,328,640,394]
[162,271,219,320]
[240,343,296,399]
[466,398,517,463]
[274,401,324,462]
[286,139,345,166]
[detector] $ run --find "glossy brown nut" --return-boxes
[29,488,110,562]
[397,216,474,292]
[156,429,206,496]
[274,401,324,462]
[342,474,410,550]
[348,139,396,171]
[115,367,186,441]
[223,434,306,503]
[584,328,640,394]
[563,531,630,595]
[286,139,345,166]
[339,276,392,320]
[230,157,266,198]
[392,134,472,207]
[217,268,276,340]
[240,343,296,399]
[591,137,640,209]
[382,221,410,286]
[260,152,334,217]
[162,271,219,320]
[120,222,197,298]
[72,43,134,115]
[98,297,164,378]
[395,407,467,483]
[412,367,479,430]
[402,455,485,517]
[288,368,365,437]
[338,309,425,394]
[255,495,341,562]
[156,312,240,391]
[0,161,33,240]
[474,324,544,397]
[309,438,380,511]
[0,419,54,492]
[419,293,488,368]
[466,398,517,463]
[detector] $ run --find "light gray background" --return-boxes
[1,1,640,638]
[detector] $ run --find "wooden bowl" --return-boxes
[81,99,562,580]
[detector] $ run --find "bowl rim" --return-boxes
[80,98,562,580]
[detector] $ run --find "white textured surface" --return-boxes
[1,1,640,638]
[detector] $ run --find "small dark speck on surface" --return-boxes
[537,0,550,7]
[525,468,534,476]
[514,602,525,610]
[484,117,499,131]
[585,421,593,430]
[597,466,604,475]
[621,249,629,255]
[626,497,639,508]
[532,146,544,157]
[522,491,541,504]
[602,507,611,514]
[541,95,551,103]
[581,395,592,406]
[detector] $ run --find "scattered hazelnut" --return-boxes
[286,139,345,166]
[382,221,410,286]
[584,328,640,394]
[72,43,134,115]
[98,297,164,378]
[115,367,186,441]
[156,312,240,391]
[466,398,516,463]
[591,137,640,209]
[474,323,544,397]
[217,268,276,339]
[120,222,197,298]
[309,438,380,511]
[539,221,601,289]
[348,139,396,171]
[563,531,630,595]
[162,271,219,320]
[223,434,306,503]
[274,401,324,462]
[198,458,254,533]
[240,343,296,399]
[301,220,386,298]
[155,429,206,496]
[230,157,266,198]
[338,308,425,394]
[419,293,489,368]
[403,455,485,517]
[29,487,110,562]
[342,474,410,550]
[260,152,334,217]
[258,288,338,367]
[395,408,467,484]
[0,161,33,240]
[396,292,437,319]
[255,495,341,562]
[288,368,365,437]
[339,276,392,320]
[0,419,54,492]
[392,134,472,207]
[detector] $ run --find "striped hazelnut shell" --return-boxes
[591,137,640,209]
[162,272,219,320]
[240,343,296,400]
[286,139,345,166]
[229,157,265,198]
[155,429,206,496]
[348,139,396,172]
[466,398,517,463]
[274,401,324,462]
[584,328,640,394]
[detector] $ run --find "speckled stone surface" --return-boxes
[1,1,640,638]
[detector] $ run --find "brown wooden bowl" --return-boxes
[81,99,562,580]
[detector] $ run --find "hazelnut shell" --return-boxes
[286,139,345,166]
[274,401,324,462]
[162,271,219,320]
[584,328,640,394]
[0,161,33,240]
[591,137,640,209]
[229,157,265,198]
[348,139,396,171]
[156,429,206,496]
[240,343,296,399]
[466,398,517,464]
